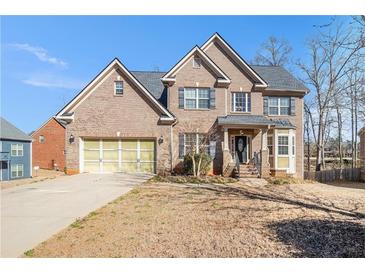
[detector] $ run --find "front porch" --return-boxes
[217,115,296,178]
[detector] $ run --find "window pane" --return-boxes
[280,107,289,115]
[185,88,196,98]
[280,97,290,107]
[278,136,288,145]
[11,149,17,156]
[278,146,289,155]
[198,99,209,109]
[269,107,279,115]
[198,89,209,98]
[185,99,196,109]
[12,171,17,178]
[269,97,278,106]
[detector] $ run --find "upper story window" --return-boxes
[193,57,202,69]
[231,92,251,112]
[114,81,124,95]
[184,88,210,109]
[11,144,23,157]
[268,97,290,115]
[39,135,45,144]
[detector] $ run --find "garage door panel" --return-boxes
[103,162,119,172]
[121,140,137,149]
[84,150,100,161]
[103,150,118,160]
[122,150,137,161]
[84,140,100,149]
[120,162,138,173]
[84,162,100,173]
[103,140,119,149]
[140,150,154,161]
[140,162,154,173]
[140,140,154,150]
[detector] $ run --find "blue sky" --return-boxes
[1,16,348,133]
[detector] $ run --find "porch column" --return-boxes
[260,128,270,178]
[224,127,229,151]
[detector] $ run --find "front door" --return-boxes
[235,136,248,163]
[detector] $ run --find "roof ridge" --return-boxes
[131,70,166,73]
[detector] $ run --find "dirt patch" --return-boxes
[1,169,64,190]
[28,181,365,258]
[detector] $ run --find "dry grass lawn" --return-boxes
[28,179,365,258]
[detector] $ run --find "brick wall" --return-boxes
[32,118,66,170]
[65,69,171,174]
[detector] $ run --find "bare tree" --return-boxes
[298,21,365,171]
[254,36,292,67]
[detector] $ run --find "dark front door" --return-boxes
[235,136,247,163]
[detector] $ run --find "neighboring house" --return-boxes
[0,117,32,181]
[31,117,66,171]
[47,33,307,178]
[360,127,365,181]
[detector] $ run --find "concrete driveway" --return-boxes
[1,172,150,257]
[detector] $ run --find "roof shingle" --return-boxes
[0,117,32,141]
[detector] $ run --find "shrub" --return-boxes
[183,153,212,176]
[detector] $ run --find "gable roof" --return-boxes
[201,33,268,88]
[251,65,308,92]
[0,117,32,141]
[30,117,66,137]
[131,71,166,105]
[161,46,231,85]
[56,58,175,121]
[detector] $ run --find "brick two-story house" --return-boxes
[48,33,308,178]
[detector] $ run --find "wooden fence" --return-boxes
[304,168,361,182]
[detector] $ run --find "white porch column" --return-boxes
[224,127,229,151]
[261,128,268,150]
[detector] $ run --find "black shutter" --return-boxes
[263,96,269,115]
[209,89,216,109]
[290,97,296,115]
[179,133,185,158]
[178,87,184,109]
[247,93,251,112]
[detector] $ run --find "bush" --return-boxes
[183,153,212,176]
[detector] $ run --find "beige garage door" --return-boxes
[83,139,155,173]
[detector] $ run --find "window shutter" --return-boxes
[263,96,269,115]
[290,97,296,115]
[179,133,185,158]
[247,93,251,112]
[209,89,216,109]
[209,141,216,159]
[178,87,184,109]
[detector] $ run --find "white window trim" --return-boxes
[114,81,124,96]
[274,130,296,173]
[184,88,210,110]
[11,144,23,157]
[232,92,250,113]
[268,97,290,116]
[11,164,24,178]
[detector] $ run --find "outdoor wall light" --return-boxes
[158,135,164,145]
[69,134,75,144]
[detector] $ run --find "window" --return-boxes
[184,88,210,109]
[267,136,273,155]
[193,57,201,68]
[278,136,289,155]
[292,136,295,155]
[232,92,251,112]
[11,164,23,178]
[114,81,124,95]
[39,135,45,144]
[184,133,208,155]
[11,144,23,157]
[268,97,290,115]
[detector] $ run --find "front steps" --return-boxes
[233,163,259,178]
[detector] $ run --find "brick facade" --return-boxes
[31,118,66,170]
